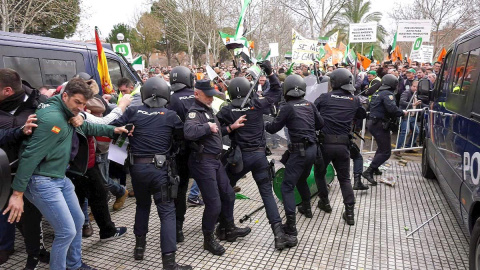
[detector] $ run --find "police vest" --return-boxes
[117,84,141,104]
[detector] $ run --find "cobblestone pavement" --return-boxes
[2,154,470,270]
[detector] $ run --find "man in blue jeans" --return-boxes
[3,78,129,270]
[396,80,421,153]
[187,180,204,206]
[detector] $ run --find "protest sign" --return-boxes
[349,22,377,43]
[292,39,320,65]
[397,20,432,42]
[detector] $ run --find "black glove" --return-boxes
[260,60,273,76]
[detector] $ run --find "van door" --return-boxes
[89,52,139,94]
[0,45,85,88]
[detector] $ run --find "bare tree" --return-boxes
[131,12,163,66]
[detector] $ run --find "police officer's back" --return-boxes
[166,66,195,243]
[110,77,191,270]
[363,74,406,183]
[265,74,323,243]
[314,68,367,226]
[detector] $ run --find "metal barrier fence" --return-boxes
[359,109,425,154]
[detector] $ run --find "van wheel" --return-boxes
[469,217,480,270]
[421,140,436,179]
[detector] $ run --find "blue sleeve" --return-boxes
[184,111,211,141]
[110,106,135,127]
[0,127,24,146]
[265,104,291,134]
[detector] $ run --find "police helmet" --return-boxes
[228,77,251,107]
[141,77,170,108]
[170,66,194,92]
[378,74,399,91]
[283,74,306,98]
[329,68,355,93]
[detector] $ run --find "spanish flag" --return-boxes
[95,27,114,94]
[437,48,447,62]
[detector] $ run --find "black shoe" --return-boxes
[297,201,313,218]
[271,222,296,249]
[203,233,225,256]
[23,255,39,270]
[225,222,251,242]
[215,223,226,241]
[162,252,192,270]
[38,248,50,264]
[134,235,146,260]
[0,249,14,265]
[82,223,93,238]
[317,197,332,213]
[176,222,184,243]
[100,227,127,242]
[373,168,382,175]
[362,167,377,186]
[67,262,97,270]
[282,214,297,236]
[353,174,369,190]
[187,196,204,207]
[342,204,355,226]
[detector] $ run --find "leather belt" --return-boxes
[133,156,155,164]
[197,153,222,160]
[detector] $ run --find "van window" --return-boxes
[3,56,43,88]
[452,51,469,95]
[107,59,122,90]
[464,48,479,96]
[42,59,77,87]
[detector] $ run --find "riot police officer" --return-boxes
[216,61,295,250]
[110,77,191,270]
[314,68,367,226]
[184,79,251,256]
[363,74,407,183]
[167,66,195,243]
[265,75,324,243]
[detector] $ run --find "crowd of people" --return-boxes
[0,55,436,270]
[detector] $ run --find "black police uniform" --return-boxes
[217,74,281,225]
[265,98,323,217]
[368,88,403,169]
[167,86,195,241]
[314,90,367,207]
[110,105,183,255]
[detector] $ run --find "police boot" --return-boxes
[215,220,227,241]
[134,235,146,260]
[342,204,355,226]
[282,214,298,236]
[176,222,184,243]
[362,167,377,186]
[225,221,251,242]
[272,222,296,249]
[297,201,313,218]
[373,168,383,175]
[353,174,369,190]
[203,233,225,256]
[162,252,192,270]
[317,197,332,213]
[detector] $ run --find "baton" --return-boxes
[240,68,264,108]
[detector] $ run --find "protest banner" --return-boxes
[292,38,320,65]
[397,20,432,42]
[349,22,377,43]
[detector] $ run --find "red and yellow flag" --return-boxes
[437,48,447,62]
[95,27,114,94]
[356,52,372,70]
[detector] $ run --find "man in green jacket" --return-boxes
[3,78,129,270]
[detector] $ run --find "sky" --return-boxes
[72,0,414,42]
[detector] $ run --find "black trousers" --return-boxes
[188,155,235,234]
[315,144,355,205]
[369,120,392,169]
[227,151,282,225]
[282,144,316,215]
[68,165,117,238]
[18,198,45,256]
[129,163,176,254]
[174,152,190,225]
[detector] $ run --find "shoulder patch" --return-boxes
[389,95,394,100]
[51,126,61,134]
[188,112,196,119]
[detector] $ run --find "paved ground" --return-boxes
[2,152,470,270]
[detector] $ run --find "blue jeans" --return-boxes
[188,181,200,199]
[397,117,419,149]
[24,175,84,270]
[98,153,125,197]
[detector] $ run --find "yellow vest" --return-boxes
[117,85,141,104]
[368,77,382,101]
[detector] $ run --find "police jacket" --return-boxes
[364,77,382,96]
[168,87,195,122]
[265,97,324,144]
[0,85,46,164]
[369,89,403,119]
[110,105,183,156]
[184,100,227,155]
[217,74,281,150]
[315,89,366,135]
[0,127,27,146]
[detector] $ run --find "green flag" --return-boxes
[343,43,356,65]
[389,32,397,55]
[318,46,326,60]
[235,0,252,39]
[366,45,374,61]
[219,31,247,50]
[318,36,329,46]
[285,62,295,75]
[263,49,271,61]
